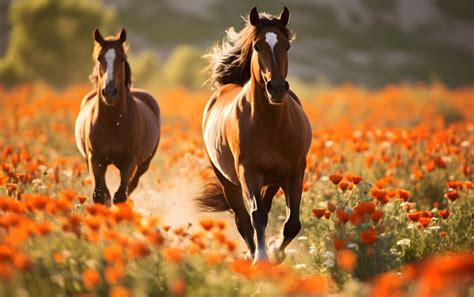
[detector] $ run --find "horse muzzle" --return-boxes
[266,80,289,105]
[101,84,118,106]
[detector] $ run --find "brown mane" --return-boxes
[205,12,294,90]
[89,37,132,89]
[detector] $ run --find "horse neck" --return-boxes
[96,83,131,121]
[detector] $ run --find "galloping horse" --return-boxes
[199,7,312,264]
[75,28,160,205]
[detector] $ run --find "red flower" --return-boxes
[351,176,362,185]
[360,227,377,245]
[312,208,326,218]
[445,191,459,202]
[407,212,421,222]
[336,210,349,223]
[370,210,384,223]
[329,174,343,185]
[438,210,450,219]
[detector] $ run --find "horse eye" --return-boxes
[254,44,260,52]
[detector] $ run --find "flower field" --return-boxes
[0,83,473,296]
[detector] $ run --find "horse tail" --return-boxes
[195,179,231,212]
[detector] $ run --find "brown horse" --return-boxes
[199,7,312,264]
[75,28,160,205]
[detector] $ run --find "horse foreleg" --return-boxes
[268,170,304,264]
[240,169,267,265]
[90,157,110,205]
[114,160,137,204]
[212,164,256,258]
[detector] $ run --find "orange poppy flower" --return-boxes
[105,263,125,284]
[226,240,237,252]
[312,208,326,218]
[398,189,411,201]
[329,174,343,185]
[82,269,101,290]
[205,253,224,265]
[445,191,459,201]
[360,227,377,245]
[216,220,227,230]
[84,216,101,232]
[230,259,253,277]
[349,213,364,226]
[128,241,151,259]
[336,210,349,223]
[339,182,350,191]
[77,195,88,204]
[333,237,346,250]
[103,244,124,263]
[418,217,431,228]
[439,231,448,238]
[351,175,362,185]
[199,219,214,231]
[169,278,186,296]
[163,247,184,263]
[438,209,450,219]
[354,201,376,215]
[53,252,64,263]
[407,212,421,222]
[370,210,384,223]
[302,181,312,192]
[337,249,357,272]
[323,210,332,219]
[109,286,131,297]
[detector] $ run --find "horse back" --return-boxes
[131,88,160,121]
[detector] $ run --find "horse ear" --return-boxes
[93,28,104,44]
[118,28,127,43]
[279,7,290,26]
[249,7,259,26]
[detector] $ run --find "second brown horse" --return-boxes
[75,28,160,205]
[199,7,312,264]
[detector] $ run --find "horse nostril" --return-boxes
[266,81,274,93]
[284,81,289,91]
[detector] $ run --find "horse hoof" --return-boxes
[268,238,286,264]
[252,251,269,266]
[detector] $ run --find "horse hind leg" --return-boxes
[113,158,138,204]
[126,157,152,195]
[212,164,256,258]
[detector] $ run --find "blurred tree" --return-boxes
[0,0,116,87]
[163,45,206,89]
[128,50,161,88]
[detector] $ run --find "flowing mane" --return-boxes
[205,12,294,90]
[89,37,132,89]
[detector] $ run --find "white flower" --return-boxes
[295,264,307,269]
[347,243,358,250]
[396,239,411,247]
[297,236,308,241]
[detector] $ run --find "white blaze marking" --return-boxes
[104,48,116,85]
[265,32,278,61]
